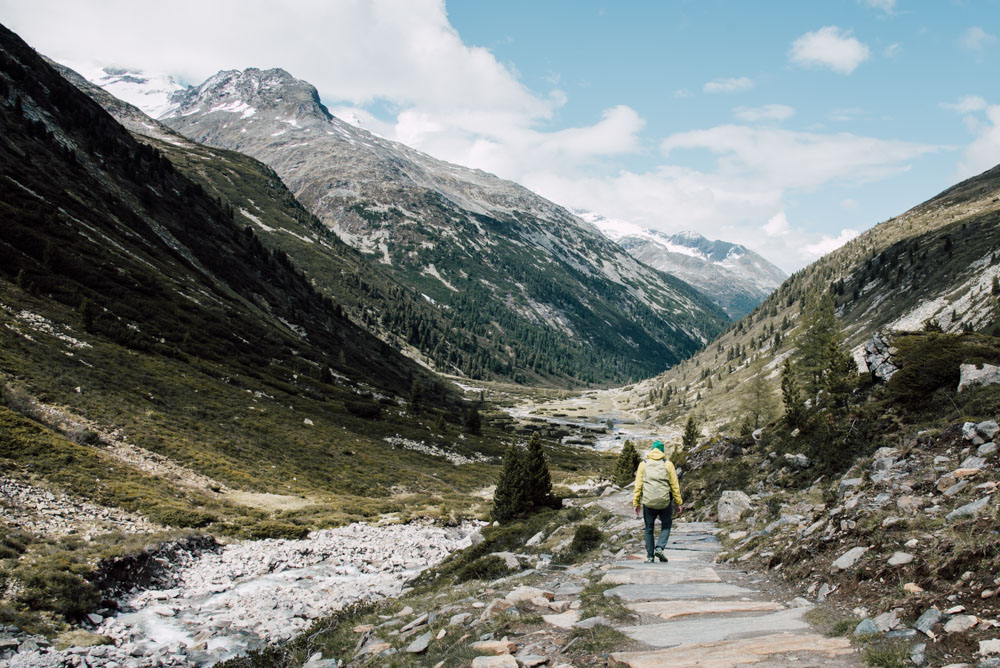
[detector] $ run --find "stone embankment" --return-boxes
[2,522,479,667]
[712,418,1000,667]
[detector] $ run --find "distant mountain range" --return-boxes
[74,65,730,385]
[579,212,786,319]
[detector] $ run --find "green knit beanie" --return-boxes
[652,440,664,451]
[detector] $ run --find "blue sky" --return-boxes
[3,0,999,271]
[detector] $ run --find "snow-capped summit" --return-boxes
[63,63,186,119]
[580,211,786,318]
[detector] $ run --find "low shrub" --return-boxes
[454,554,514,583]
[568,524,603,554]
[14,567,100,620]
[244,521,309,540]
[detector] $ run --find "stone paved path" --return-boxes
[589,490,860,668]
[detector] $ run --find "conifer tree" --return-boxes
[740,355,776,431]
[796,291,840,402]
[781,360,807,429]
[463,403,482,435]
[682,415,700,451]
[523,431,553,509]
[611,440,641,486]
[491,443,529,521]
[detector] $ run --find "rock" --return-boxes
[904,582,925,594]
[981,639,1000,656]
[816,583,836,602]
[505,586,553,604]
[472,656,518,668]
[896,496,926,514]
[914,607,942,637]
[911,642,927,666]
[515,654,549,667]
[400,612,429,633]
[964,422,981,440]
[946,496,992,522]
[395,606,414,618]
[784,453,810,469]
[405,631,432,654]
[865,333,900,381]
[471,639,517,655]
[885,628,918,640]
[944,615,978,634]
[525,531,545,547]
[874,609,902,631]
[489,552,520,569]
[937,473,958,492]
[953,467,981,479]
[832,546,868,571]
[872,456,896,472]
[303,418,314,426]
[449,612,472,626]
[717,490,753,523]
[978,420,1000,440]
[481,599,516,621]
[838,478,862,497]
[728,530,748,540]
[86,613,103,625]
[574,615,612,629]
[888,551,914,567]
[944,480,970,497]
[353,624,375,633]
[854,618,880,636]
[980,442,998,457]
[961,456,987,470]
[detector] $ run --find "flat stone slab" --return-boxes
[627,600,784,621]
[600,566,722,585]
[605,582,753,603]
[541,610,580,629]
[619,607,811,647]
[611,632,853,668]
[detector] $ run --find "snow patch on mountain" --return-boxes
[63,62,186,119]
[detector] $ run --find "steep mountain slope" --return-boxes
[581,212,786,318]
[118,67,729,385]
[0,22,496,533]
[624,164,1000,432]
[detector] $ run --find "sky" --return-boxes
[2,0,999,272]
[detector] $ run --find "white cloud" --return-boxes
[804,229,860,257]
[733,104,796,123]
[860,0,895,12]
[941,95,988,114]
[763,211,791,236]
[840,198,860,210]
[703,77,755,94]
[955,104,1000,180]
[960,26,997,52]
[883,42,902,59]
[789,26,871,74]
[830,107,865,122]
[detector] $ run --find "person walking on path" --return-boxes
[633,440,683,563]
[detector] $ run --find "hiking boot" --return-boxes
[654,547,668,563]
[646,557,655,563]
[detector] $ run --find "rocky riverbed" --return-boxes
[3,521,481,667]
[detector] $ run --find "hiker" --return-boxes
[633,440,683,563]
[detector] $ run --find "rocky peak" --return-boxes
[167,67,332,123]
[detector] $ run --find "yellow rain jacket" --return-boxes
[633,449,683,510]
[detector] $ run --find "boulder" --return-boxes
[943,615,978,634]
[981,639,1000,656]
[978,420,1000,440]
[864,333,900,381]
[943,480,969,497]
[914,608,942,637]
[958,364,1000,392]
[888,552,914,566]
[515,655,549,667]
[784,453,811,469]
[472,656,518,668]
[979,442,998,457]
[449,612,472,626]
[946,496,992,522]
[480,599,516,621]
[505,587,553,604]
[525,531,545,547]
[832,546,868,571]
[471,639,516,655]
[960,456,987,470]
[717,490,753,523]
[873,609,902,632]
[854,618,879,636]
[405,631,432,654]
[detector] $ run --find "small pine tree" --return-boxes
[781,360,806,429]
[78,298,95,334]
[611,440,641,486]
[682,416,699,451]
[491,443,529,521]
[523,431,553,508]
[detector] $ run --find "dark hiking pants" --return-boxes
[643,504,673,558]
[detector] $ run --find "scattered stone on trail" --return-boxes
[946,496,992,521]
[716,490,753,523]
[472,655,518,668]
[915,607,943,637]
[944,615,979,634]
[515,654,549,667]
[470,639,516,655]
[980,442,998,457]
[816,583,836,602]
[575,615,613,629]
[854,618,880,636]
[888,551,914,566]
[405,630,432,654]
[450,612,472,626]
[612,632,852,667]
[904,582,926,594]
[982,639,1000,656]
[542,611,580,629]
[481,599,516,620]
[728,530,748,540]
[395,606,414,618]
[832,546,868,571]
[874,609,903,631]
[506,586,553,603]
[911,642,927,666]
[976,420,1000,440]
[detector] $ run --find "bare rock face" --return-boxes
[717,491,753,523]
[864,332,900,382]
[958,363,1000,392]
